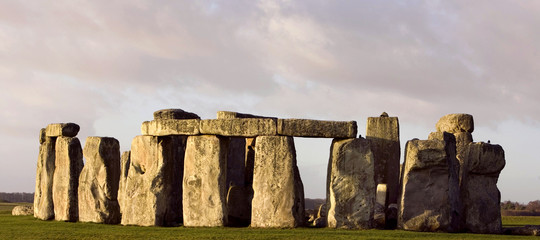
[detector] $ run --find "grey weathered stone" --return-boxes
[46,123,80,137]
[53,136,84,222]
[78,137,121,224]
[462,142,505,234]
[12,205,34,216]
[34,136,56,220]
[435,113,474,133]
[183,135,229,227]
[374,184,387,228]
[153,108,200,120]
[200,119,277,137]
[141,119,201,136]
[398,134,460,232]
[118,151,130,217]
[251,136,305,228]
[327,138,375,229]
[39,128,46,144]
[121,135,186,226]
[225,137,253,227]
[366,114,400,228]
[277,119,357,138]
[217,111,275,119]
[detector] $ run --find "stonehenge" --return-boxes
[32,110,506,234]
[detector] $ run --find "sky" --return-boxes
[1,0,539,203]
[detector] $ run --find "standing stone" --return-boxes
[225,137,253,227]
[183,135,229,227]
[366,113,400,228]
[53,136,84,222]
[34,133,56,220]
[462,142,505,234]
[78,137,121,224]
[398,133,460,232]
[251,136,305,228]
[118,151,130,217]
[327,138,375,229]
[121,135,186,226]
[374,184,387,228]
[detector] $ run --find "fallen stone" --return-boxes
[251,136,305,228]
[435,113,474,133]
[200,118,277,137]
[398,134,460,232]
[53,136,84,222]
[153,109,200,120]
[277,119,357,138]
[327,137,375,229]
[118,151,130,217]
[217,111,275,119]
[46,123,80,137]
[504,225,540,236]
[183,135,229,227]
[78,137,121,224]
[366,113,400,228]
[34,136,56,220]
[121,135,186,226]
[462,142,505,234]
[141,119,200,136]
[12,205,34,216]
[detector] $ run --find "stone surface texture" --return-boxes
[183,135,229,227]
[200,119,277,137]
[78,137,121,224]
[39,128,46,144]
[462,142,505,234]
[53,136,84,222]
[225,137,253,227]
[46,123,80,137]
[118,151,130,216]
[398,134,460,232]
[12,205,34,216]
[251,136,305,228]
[141,119,200,136]
[153,109,200,120]
[327,138,375,229]
[277,119,357,138]
[34,136,56,220]
[121,135,186,226]
[217,111,274,119]
[435,114,474,134]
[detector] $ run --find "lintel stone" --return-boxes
[217,111,276,119]
[199,119,277,137]
[153,109,200,120]
[141,119,201,136]
[277,119,357,138]
[46,123,80,137]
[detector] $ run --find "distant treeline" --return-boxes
[501,200,540,216]
[0,192,34,203]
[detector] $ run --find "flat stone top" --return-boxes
[153,109,200,120]
[277,119,357,138]
[216,111,276,119]
[45,123,80,137]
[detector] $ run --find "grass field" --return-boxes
[1,203,539,239]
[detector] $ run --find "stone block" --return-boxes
[374,184,387,228]
[183,135,229,227]
[327,138,375,229]
[118,151,130,217]
[12,205,34,216]
[217,111,275,119]
[398,134,460,232]
[53,136,84,222]
[153,108,200,120]
[251,136,305,228]
[435,113,474,133]
[121,135,186,226]
[78,137,121,224]
[141,119,201,136]
[200,119,277,137]
[277,119,357,138]
[45,123,80,137]
[34,136,56,220]
[39,128,46,144]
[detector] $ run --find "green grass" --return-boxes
[0,202,31,214]
[1,203,539,240]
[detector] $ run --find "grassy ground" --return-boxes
[1,203,539,239]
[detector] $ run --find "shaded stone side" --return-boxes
[251,136,305,228]
[398,134,460,232]
[183,135,229,227]
[53,136,83,222]
[121,135,186,226]
[462,142,505,234]
[78,137,121,224]
[366,114,400,228]
[153,108,200,120]
[225,137,253,227]
[326,138,375,229]
[46,123,80,137]
[118,151,130,217]
[277,119,357,138]
[34,134,56,220]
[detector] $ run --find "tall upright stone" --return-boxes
[121,135,186,226]
[53,136,84,222]
[326,137,376,229]
[462,142,505,234]
[34,128,56,220]
[366,112,400,228]
[118,151,130,217]
[251,136,305,228]
[398,133,460,232]
[225,137,253,227]
[183,135,229,227]
[78,137,121,224]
